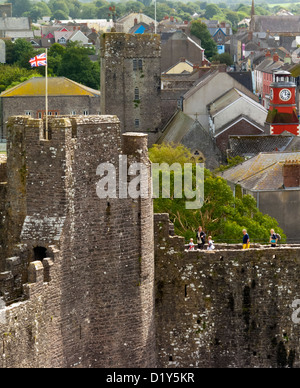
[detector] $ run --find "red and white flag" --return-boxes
[29,53,47,68]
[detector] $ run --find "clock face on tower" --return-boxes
[279,89,292,102]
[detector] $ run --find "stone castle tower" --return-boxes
[100,33,162,145]
[0,116,156,368]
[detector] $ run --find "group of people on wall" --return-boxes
[187,227,281,251]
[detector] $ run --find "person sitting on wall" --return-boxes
[270,229,278,248]
[196,226,206,250]
[242,229,250,249]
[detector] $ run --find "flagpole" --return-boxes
[45,48,48,141]
[155,0,157,34]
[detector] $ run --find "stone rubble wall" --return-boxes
[154,213,300,368]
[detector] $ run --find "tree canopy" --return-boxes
[149,143,286,244]
[3,39,100,91]
[190,20,218,59]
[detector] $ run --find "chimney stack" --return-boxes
[265,50,271,57]
[273,52,279,62]
[283,161,300,188]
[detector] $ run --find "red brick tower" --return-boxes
[266,70,300,136]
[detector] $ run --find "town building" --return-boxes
[205,20,233,54]
[0,17,33,40]
[0,77,101,140]
[181,70,260,131]
[158,111,223,170]
[100,33,161,145]
[266,70,300,136]
[115,13,157,33]
[160,30,205,73]
[254,52,284,108]
[208,88,268,152]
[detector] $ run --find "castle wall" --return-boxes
[100,33,162,145]
[0,182,6,269]
[154,214,300,368]
[0,116,156,368]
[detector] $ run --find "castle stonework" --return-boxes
[1,116,300,368]
[100,33,162,145]
[0,116,156,368]
[154,214,300,368]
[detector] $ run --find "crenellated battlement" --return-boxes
[2,115,300,368]
[0,114,156,368]
[154,213,300,368]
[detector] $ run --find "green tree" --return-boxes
[57,42,100,90]
[7,0,32,17]
[80,3,97,18]
[0,65,40,92]
[204,4,221,19]
[52,9,69,20]
[190,20,217,59]
[212,52,234,66]
[68,0,82,18]
[48,0,69,16]
[149,143,286,244]
[24,2,51,22]
[5,39,35,69]
[223,10,240,27]
[47,43,65,76]
[137,0,152,7]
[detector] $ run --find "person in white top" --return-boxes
[188,238,195,251]
[207,236,215,251]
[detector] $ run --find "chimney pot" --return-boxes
[273,52,279,62]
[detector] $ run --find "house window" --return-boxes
[71,111,76,116]
[25,111,32,116]
[83,110,89,116]
[133,59,143,71]
[133,59,137,71]
[134,87,139,100]
[36,110,59,119]
[135,119,140,128]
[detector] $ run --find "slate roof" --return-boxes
[228,133,298,158]
[227,72,253,92]
[252,15,300,33]
[159,110,194,144]
[158,110,223,170]
[255,57,283,73]
[221,151,300,191]
[0,17,30,30]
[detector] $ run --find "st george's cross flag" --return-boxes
[29,53,47,67]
